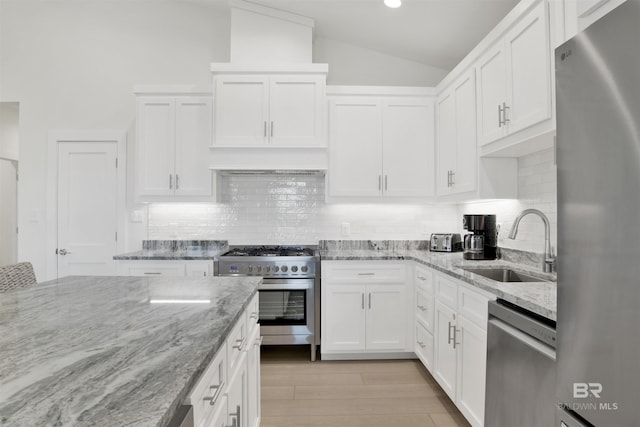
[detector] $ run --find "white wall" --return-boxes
[313,37,448,86]
[459,148,557,255]
[0,0,231,279]
[0,103,19,161]
[148,174,459,243]
[0,159,18,266]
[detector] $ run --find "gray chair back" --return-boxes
[0,262,37,292]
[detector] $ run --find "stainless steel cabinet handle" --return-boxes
[203,381,225,406]
[417,275,427,281]
[143,272,162,275]
[229,405,241,427]
[417,304,427,312]
[385,175,388,191]
[362,293,365,310]
[233,337,245,350]
[451,171,455,186]
[368,293,372,309]
[498,104,503,127]
[264,121,267,137]
[175,174,180,190]
[270,121,274,137]
[254,336,264,347]
[250,312,258,320]
[453,327,461,349]
[417,340,426,349]
[503,102,510,123]
[447,321,454,345]
[169,174,173,190]
[358,272,375,276]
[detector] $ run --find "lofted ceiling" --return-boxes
[188,0,520,71]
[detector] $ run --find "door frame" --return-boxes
[46,130,127,280]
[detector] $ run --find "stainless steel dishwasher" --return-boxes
[485,299,556,426]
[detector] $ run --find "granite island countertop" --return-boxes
[320,249,557,320]
[0,275,261,427]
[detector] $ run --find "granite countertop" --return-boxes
[0,275,261,427]
[113,249,224,260]
[320,249,557,320]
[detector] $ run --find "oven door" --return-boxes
[259,279,314,344]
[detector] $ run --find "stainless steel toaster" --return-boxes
[430,233,463,252]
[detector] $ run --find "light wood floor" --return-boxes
[260,346,471,427]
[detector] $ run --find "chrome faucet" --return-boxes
[508,209,556,273]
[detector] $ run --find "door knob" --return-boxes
[58,249,71,256]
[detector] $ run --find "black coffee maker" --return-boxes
[462,214,497,260]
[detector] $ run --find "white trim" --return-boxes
[133,85,212,96]
[326,85,436,97]
[46,130,127,280]
[210,63,328,74]
[229,0,315,28]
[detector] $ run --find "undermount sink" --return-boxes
[463,267,547,283]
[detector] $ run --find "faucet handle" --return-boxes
[544,256,556,273]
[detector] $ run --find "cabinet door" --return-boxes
[136,97,175,196]
[456,315,487,427]
[214,76,269,147]
[322,284,367,351]
[452,70,477,194]
[269,76,325,147]
[476,45,508,146]
[227,352,247,427]
[185,261,214,277]
[433,300,457,400]
[366,284,407,350]
[505,1,552,135]
[245,326,261,427]
[175,97,213,197]
[328,97,383,197]
[436,90,456,196]
[382,98,435,198]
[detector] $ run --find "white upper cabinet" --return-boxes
[476,0,552,148]
[212,67,326,148]
[327,88,435,201]
[436,70,477,197]
[135,88,213,201]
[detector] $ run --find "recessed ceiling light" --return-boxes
[384,0,402,8]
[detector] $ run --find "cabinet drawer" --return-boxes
[227,314,247,375]
[322,261,407,283]
[435,273,458,309]
[119,261,186,277]
[414,265,434,294]
[415,322,434,372]
[415,287,435,334]
[458,284,492,329]
[246,292,260,336]
[185,343,227,425]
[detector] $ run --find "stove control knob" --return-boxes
[301,265,308,273]
[281,266,288,272]
[273,266,279,272]
[291,266,298,272]
[256,265,262,273]
[247,265,253,273]
[264,266,271,273]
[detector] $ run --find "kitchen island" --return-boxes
[0,275,261,426]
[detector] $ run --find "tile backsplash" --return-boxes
[148,174,459,244]
[148,148,557,255]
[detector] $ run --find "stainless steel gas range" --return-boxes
[216,245,320,361]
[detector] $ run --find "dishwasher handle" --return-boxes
[489,317,556,361]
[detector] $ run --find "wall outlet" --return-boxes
[341,222,351,237]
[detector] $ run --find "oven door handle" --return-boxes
[258,282,313,291]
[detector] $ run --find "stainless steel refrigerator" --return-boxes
[556,1,640,426]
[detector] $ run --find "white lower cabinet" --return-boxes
[186,293,260,427]
[117,260,215,277]
[414,264,495,427]
[321,261,412,359]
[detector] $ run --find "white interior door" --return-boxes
[57,142,118,277]
[0,159,18,266]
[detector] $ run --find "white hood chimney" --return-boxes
[229,0,315,64]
